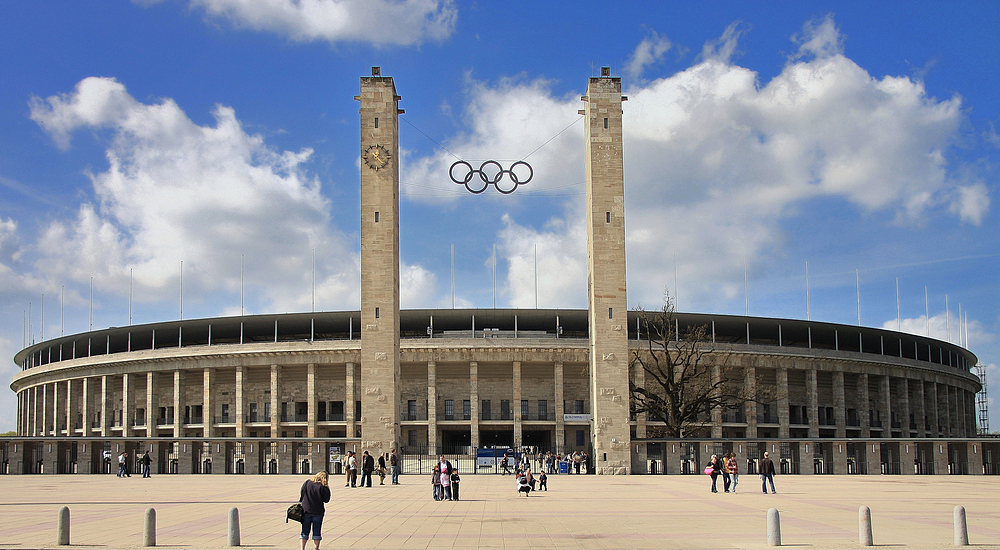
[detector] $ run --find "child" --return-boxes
[431,464,442,501]
[538,471,547,491]
[450,466,461,501]
[517,474,531,496]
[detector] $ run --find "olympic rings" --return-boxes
[449,160,533,194]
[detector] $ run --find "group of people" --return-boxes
[500,450,587,475]
[515,461,547,496]
[113,450,153,478]
[706,451,777,494]
[430,456,461,500]
[341,449,400,488]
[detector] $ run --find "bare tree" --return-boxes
[630,294,768,438]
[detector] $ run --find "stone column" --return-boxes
[100,375,111,437]
[744,365,757,438]
[858,373,870,438]
[833,441,848,475]
[172,370,182,437]
[81,378,90,437]
[203,368,214,438]
[52,381,61,436]
[583,69,631,474]
[927,382,939,437]
[807,369,819,438]
[307,363,317,438]
[777,367,789,438]
[955,387,966,437]
[914,379,926,436]
[235,366,245,438]
[899,440,914,475]
[270,364,281,438]
[31,386,38,436]
[933,440,949,474]
[833,371,846,438]
[865,441,881,476]
[65,380,75,436]
[881,374,891,435]
[899,378,911,436]
[427,361,437,452]
[122,373,132,437]
[710,365,723,438]
[799,441,813,475]
[41,384,48,436]
[968,441,983,475]
[469,361,479,448]
[949,386,959,436]
[940,383,951,437]
[554,361,564,454]
[513,361,523,448]
[345,362,355,438]
[145,373,156,438]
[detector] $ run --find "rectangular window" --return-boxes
[355,400,362,420]
[408,429,417,447]
[281,402,288,422]
[249,403,258,423]
[444,399,454,420]
[481,399,491,420]
[263,402,271,422]
[409,400,417,419]
[375,307,380,319]
[609,307,613,319]
[538,400,547,420]
[575,400,585,414]
[221,403,230,422]
[317,401,326,422]
[576,429,585,446]
[521,399,529,417]
[606,211,611,223]
[374,211,379,223]
[374,117,379,128]
[463,399,471,420]
[603,117,609,129]
[500,399,511,420]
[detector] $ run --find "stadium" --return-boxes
[5,68,994,476]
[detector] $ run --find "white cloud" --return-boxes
[626,30,673,80]
[881,311,993,348]
[499,212,587,309]
[400,262,437,308]
[29,76,360,313]
[174,0,457,47]
[403,18,984,311]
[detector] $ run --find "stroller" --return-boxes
[517,474,532,496]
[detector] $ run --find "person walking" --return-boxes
[117,452,128,478]
[377,453,387,485]
[438,456,453,501]
[722,453,732,493]
[141,450,152,478]
[347,451,357,488]
[390,449,400,484]
[298,471,331,550]
[538,471,547,491]
[360,451,375,487]
[500,453,511,475]
[760,451,777,494]
[726,453,739,493]
[707,454,723,493]
[431,463,442,500]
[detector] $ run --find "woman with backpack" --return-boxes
[299,471,331,550]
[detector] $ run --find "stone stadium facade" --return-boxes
[5,68,994,476]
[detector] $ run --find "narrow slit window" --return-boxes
[375,307,380,319]
[374,211,379,222]
[603,117,609,129]
[374,117,379,128]
[609,307,613,319]
[606,211,611,223]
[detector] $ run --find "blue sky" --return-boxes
[2,1,999,432]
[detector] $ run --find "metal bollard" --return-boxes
[57,506,70,546]
[859,505,873,546]
[228,507,241,546]
[767,507,781,546]
[954,506,969,546]
[144,508,156,546]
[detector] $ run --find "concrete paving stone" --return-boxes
[0,473,998,549]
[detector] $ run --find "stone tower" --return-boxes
[357,67,402,453]
[583,68,630,474]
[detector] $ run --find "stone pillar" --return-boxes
[900,441,914,475]
[146,373,156,438]
[858,373,870,438]
[955,387,966,437]
[927,382,939,437]
[81,378,90,437]
[833,371,846,438]
[807,369,819,438]
[41,384,49,436]
[881,374,891,435]
[235,366,245,438]
[245,441,260,475]
[865,442,881,476]
[583,69,630,474]
[777,367,789,438]
[833,441,848,475]
[933,440,948,475]
[899,378,911,436]
[968,441,983,475]
[270,365,281,438]
[122,373,132,437]
[799,441,813,475]
[513,361,523,448]
[77,440,93,475]
[31,386,38,436]
[427,361,437,452]
[203,368,214,438]
[940,383,951,437]
[915,379,926,436]
[665,441,681,475]
[65,380,74,436]
[710,365,723,438]
[554,361,564,454]
[177,441,193,474]
[744,365,757,438]
[357,69,402,455]
[307,363,316,438]
[469,361,479,449]
[172,370,182,437]
[100,376,110,437]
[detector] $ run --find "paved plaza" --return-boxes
[0,472,998,549]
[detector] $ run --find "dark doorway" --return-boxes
[441,430,471,454]
[480,429,513,448]
[522,430,551,450]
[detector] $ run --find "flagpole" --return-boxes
[895,278,900,331]
[805,261,810,321]
[924,286,929,336]
[534,243,538,309]
[450,244,455,309]
[856,269,861,326]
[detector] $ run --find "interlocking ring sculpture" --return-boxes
[449,160,533,194]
